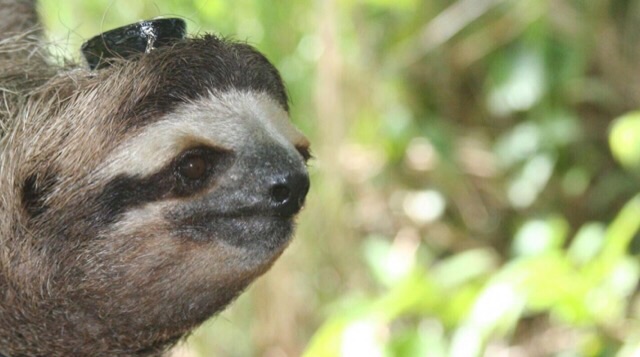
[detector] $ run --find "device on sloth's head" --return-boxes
[81,18,186,70]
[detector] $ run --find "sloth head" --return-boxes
[0,31,309,354]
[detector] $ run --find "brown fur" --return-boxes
[0,2,309,356]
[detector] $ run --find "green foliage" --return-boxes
[305,196,640,357]
[39,0,640,355]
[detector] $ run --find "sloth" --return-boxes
[0,1,310,356]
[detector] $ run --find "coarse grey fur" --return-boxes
[0,1,311,356]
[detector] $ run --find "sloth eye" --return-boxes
[171,146,233,196]
[177,154,208,180]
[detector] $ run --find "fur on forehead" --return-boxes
[8,35,290,172]
[27,34,289,131]
[128,34,290,117]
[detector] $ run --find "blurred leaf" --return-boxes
[618,332,640,357]
[503,253,592,324]
[465,281,526,335]
[364,236,398,287]
[351,0,419,10]
[388,321,447,357]
[567,223,606,266]
[507,154,556,208]
[495,122,542,167]
[487,48,546,116]
[610,112,640,171]
[587,194,640,281]
[363,235,427,287]
[431,248,498,289]
[585,258,640,324]
[512,217,569,257]
[340,318,387,357]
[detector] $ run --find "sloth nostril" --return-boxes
[270,184,291,204]
[268,173,310,216]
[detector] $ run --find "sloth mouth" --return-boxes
[173,211,296,250]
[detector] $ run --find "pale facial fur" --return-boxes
[101,90,307,178]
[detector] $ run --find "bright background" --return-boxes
[39,1,640,356]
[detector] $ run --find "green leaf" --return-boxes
[586,194,640,281]
[511,217,569,257]
[610,111,640,171]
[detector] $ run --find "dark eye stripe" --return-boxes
[96,146,234,225]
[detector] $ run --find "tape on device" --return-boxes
[81,18,187,70]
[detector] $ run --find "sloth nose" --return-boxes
[269,172,310,216]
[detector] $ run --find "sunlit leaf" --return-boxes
[567,223,606,266]
[431,248,498,289]
[587,194,640,281]
[388,320,447,357]
[610,112,640,171]
[512,217,568,257]
[487,48,546,116]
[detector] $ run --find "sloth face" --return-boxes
[102,90,310,254]
[84,90,310,339]
[9,35,309,347]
